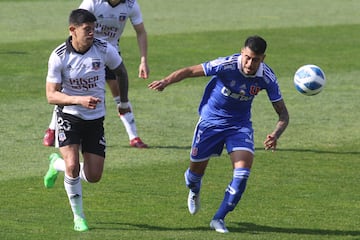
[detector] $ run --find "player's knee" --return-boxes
[85,171,103,183]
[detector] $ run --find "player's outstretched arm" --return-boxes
[148,64,204,91]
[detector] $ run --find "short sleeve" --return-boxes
[105,43,122,70]
[46,51,63,84]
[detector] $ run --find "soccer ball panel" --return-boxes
[294,64,326,96]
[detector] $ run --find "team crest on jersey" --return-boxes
[92,59,101,70]
[119,15,126,22]
[250,85,261,95]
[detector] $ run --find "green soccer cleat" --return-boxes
[74,218,89,232]
[43,153,60,188]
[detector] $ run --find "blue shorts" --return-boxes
[190,118,254,162]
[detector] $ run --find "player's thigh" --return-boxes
[81,118,106,158]
[80,117,106,182]
[190,121,225,161]
[226,128,254,169]
[59,144,81,177]
[225,128,254,154]
[229,150,254,169]
[82,152,105,182]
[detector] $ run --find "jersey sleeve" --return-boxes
[46,51,63,84]
[129,1,143,26]
[105,43,122,70]
[201,55,235,77]
[263,67,283,102]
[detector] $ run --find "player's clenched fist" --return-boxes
[79,96,101,109]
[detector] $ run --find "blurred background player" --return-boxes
[43,0,149,148]
[148,36,289,233]
[44,8,129,231]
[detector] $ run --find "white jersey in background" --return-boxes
[79,0,143,50]
[46,37,122,120]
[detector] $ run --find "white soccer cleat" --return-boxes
[187,190,200,215]
[210,219,229,233]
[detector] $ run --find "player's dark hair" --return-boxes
[69,9,97,26]
[244,35,267,54]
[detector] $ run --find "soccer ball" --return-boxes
[293,64,326,96]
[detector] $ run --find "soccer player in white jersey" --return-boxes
[43,8,129,231]
[149,36,289,233]
[43,0,149,148]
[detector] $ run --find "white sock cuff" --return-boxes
[79,165,89,183]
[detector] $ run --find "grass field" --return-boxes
[0,0,359,239]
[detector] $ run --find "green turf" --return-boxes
[0,0,359,239]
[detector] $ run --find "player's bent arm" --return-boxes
[148,64,205,91]
[270,99,290,139]
[46,82,100,109]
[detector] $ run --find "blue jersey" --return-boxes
[199,53,282,127]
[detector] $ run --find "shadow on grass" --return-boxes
[256,147,360,155]
[232,222,360,237]
[93,221,359,237]
[107,145,191,150]
[92,222,209,232]
[112,144,360,154]
[0,51,27,55]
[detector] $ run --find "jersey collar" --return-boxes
[66,36,91,55]
[237,55,264,78]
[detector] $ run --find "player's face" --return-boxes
[70,22,95,52]
[241,47,265,75]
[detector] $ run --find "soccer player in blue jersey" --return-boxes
[148,35,289,233]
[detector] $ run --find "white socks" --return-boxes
[64,175,85,220]
[114,98,138,140]
[120,111,138,140]
[54,156,87,220]
[49,106,57,130]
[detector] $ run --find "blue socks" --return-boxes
[213,168,250,220]
[184,168,203,194]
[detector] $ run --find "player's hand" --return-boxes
[138,62,149,79]
[148,80,167,91]
[264,134,277,151]
[80,96,101,109]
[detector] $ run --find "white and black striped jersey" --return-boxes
[46,37,122,120]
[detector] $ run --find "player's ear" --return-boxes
[69,25,76,34]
